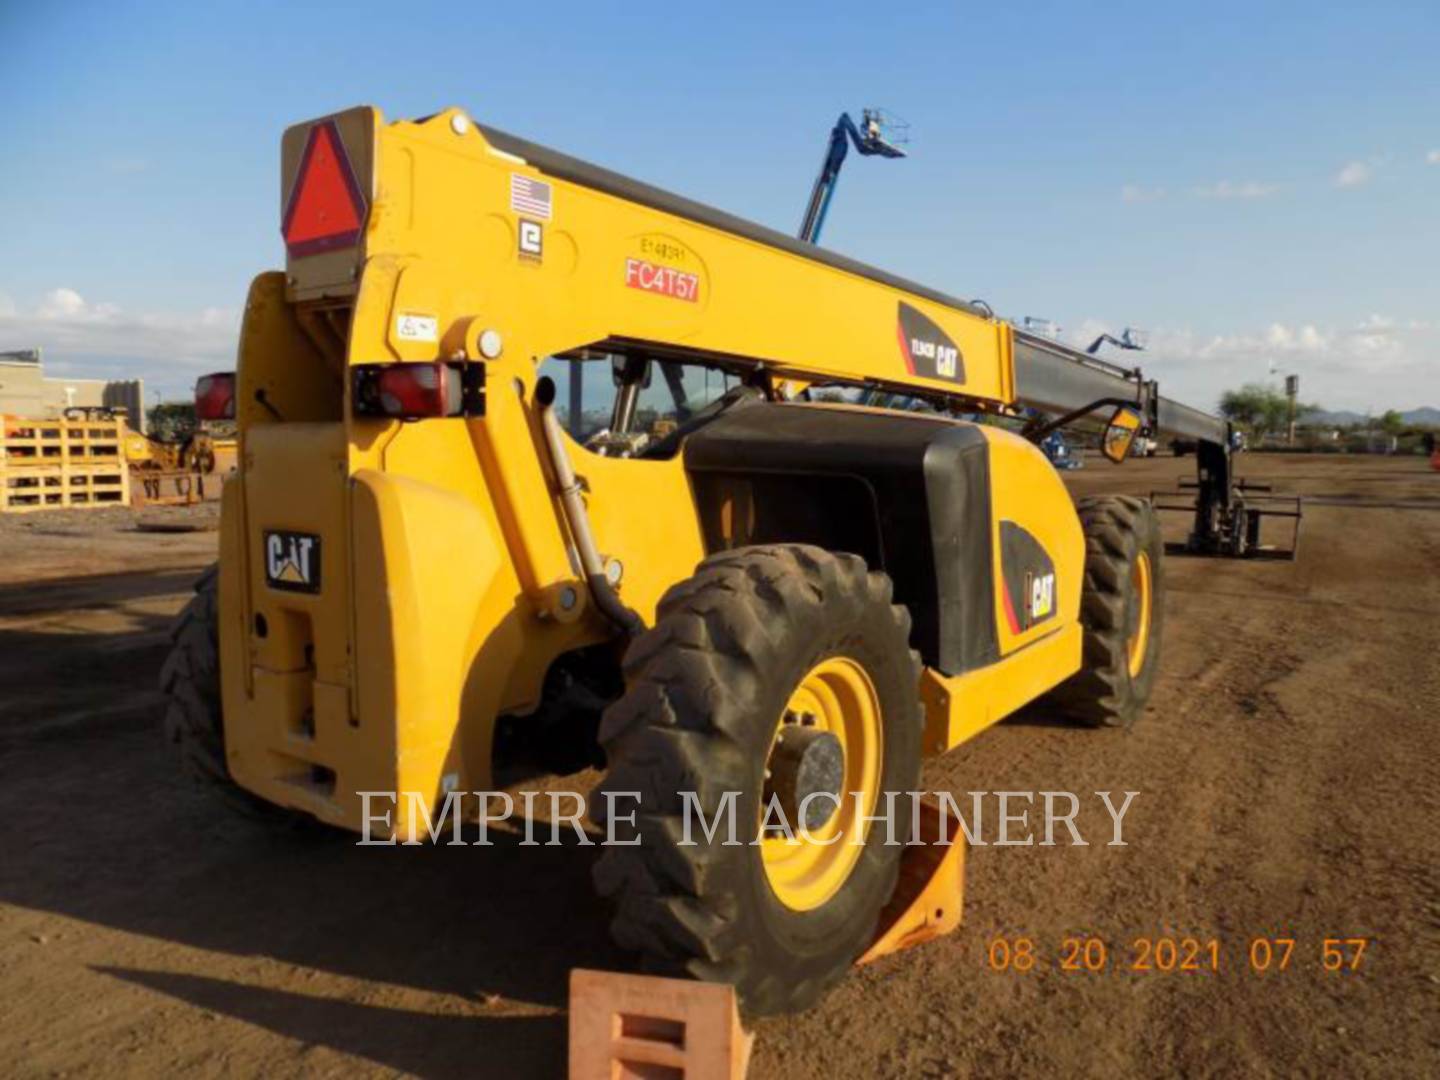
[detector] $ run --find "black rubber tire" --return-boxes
[1047,496,1164,729]
[592,544,923,1017]
[159,565,303,825]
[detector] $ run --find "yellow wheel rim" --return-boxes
[1126,552,1153,677]
[761,657,882,912]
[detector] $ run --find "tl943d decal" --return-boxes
[999,521,1056,634]
[897,301,966,384]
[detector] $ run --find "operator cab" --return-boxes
[537,349,751,459]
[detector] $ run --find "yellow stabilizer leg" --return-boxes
[858,796,966,965]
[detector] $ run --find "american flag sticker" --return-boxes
[510,174,552,220]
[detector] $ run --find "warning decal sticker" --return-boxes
[282,120,368,259]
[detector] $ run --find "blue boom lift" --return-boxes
[798,109,907,244]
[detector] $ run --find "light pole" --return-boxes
[1284,374,1299,448]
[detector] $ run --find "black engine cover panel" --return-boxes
[683,403,998,676]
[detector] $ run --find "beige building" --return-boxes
[0,349,146,432]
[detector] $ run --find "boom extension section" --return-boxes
[492,114,1296,561]
[1012,331,1299,559]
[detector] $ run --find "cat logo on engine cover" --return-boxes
[999,521,1055,633]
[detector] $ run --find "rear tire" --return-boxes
[592,544,922,1017]
[159,565,304,826]
[1048,496,1164,729]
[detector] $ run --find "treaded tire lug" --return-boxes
[159,565,309,827]
[1045,496,1165,729]
[592,544,923,1017]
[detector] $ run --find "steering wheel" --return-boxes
[639,384,763,459]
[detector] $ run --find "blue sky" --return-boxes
[1,0,1436,412]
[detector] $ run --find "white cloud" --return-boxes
[36,287,111,319]
[1065,315,1440,414]
[1125,180,1280,203]
[1334,160,1373,188]
[1120,184,1165,203]
[1192,179,1281,200]
[0,288,238,398]
[1427,149,1440,165]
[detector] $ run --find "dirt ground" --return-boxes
[1,454,1437,1078]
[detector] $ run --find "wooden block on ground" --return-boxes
[569,969,752,1080]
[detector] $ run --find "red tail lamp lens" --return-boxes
[353,362,465,419]
[195,372,236,420]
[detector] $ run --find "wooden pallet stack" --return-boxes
[0,416,132,513]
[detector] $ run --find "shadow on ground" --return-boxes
[96,968,567,1078]
[0,568,622,1075]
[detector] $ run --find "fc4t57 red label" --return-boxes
[624,257,700,302]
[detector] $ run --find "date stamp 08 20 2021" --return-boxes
[982,935,1371,974]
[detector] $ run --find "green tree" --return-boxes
[1220,384,1281,433]
[1219,383,1322,438]
[1219,385,1260,428]
[1259,392,1290,436]
[147,401,196,442]
[1378,409,1405,437]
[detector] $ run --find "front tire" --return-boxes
[1048,496,1164,729]
[592,545,922,1016]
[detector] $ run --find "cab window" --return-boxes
[537,352,741,457]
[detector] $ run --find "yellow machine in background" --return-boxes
[117,417,235,475]
[121,425,171,470]
[160,105,1232,1016]
[101,405,237,505]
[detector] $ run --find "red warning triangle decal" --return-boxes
[282,120,368,258]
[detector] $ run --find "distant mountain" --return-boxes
[1300,409,1366,426]
[1300,406,1440,427]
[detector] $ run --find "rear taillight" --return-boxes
[352,361,483,420]
[195,372,236,420]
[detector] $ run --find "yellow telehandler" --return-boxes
[161,105,1295,1016]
